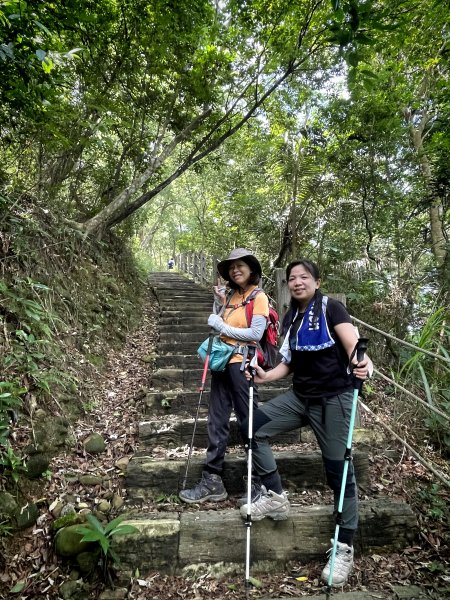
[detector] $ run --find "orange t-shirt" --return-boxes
[220,286,269,364]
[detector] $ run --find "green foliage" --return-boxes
[418,484,450,525]
[0,276,70,406]
[75,514,138,581]
[399,307,450,451]
[154,493,181,504]
[0,443,25,483]
[0,381,25,445]
[0,519,13,537]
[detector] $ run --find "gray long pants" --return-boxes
[246,388,358,531]
[205,363,258,474]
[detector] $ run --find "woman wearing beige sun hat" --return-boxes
[179,248,269,505]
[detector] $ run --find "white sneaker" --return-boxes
[321,539,354,586]
[239,485,290,521]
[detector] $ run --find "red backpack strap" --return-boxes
[244,288,262,326]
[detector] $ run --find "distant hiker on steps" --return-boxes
[167,257,175,270]
[179,248,269,504]
[240,259,373,587]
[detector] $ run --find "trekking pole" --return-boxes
[326,337,369,600]
[244,346,258,594]
[181,331,214,490]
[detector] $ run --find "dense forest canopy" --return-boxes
[1,0,448,315]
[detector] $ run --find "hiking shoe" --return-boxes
[237,476,263,507]
[321,539,354,586]
[239,485,290,521]
[179,471,228,504]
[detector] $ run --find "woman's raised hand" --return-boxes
[213,285,226,303]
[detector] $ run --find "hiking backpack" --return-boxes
[243,288,280,370]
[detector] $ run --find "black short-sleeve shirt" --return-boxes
[289,298,353,399]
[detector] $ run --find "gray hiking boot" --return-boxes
[321,539,354,586]
[179,471,228,504]
[239,485,290,521]
[237,476,263,507]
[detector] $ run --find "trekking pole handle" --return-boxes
[356,337,369,363]
[247,345,257,378]
[351,337,369,391]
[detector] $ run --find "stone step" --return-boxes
[155,293,212,303]
[157,341,206,355]
[158,303,212,313]
[151,368,290,391]
[159,316,207,326]
[157,324,210,334]
[151,368,204,389]
[158,311,211,322]
[125,450,369,500]
[152,285,209,293]
[154,354,204,369]
[158,332,207,345]
[153,284,210,291]
[114,497,417,576]
[138,415,302,449]
[149,273,196,282]
[268,590,428,600]
[144,386,291,414]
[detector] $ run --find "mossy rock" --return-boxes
[76,550,100,574]
[55,524,96,557]
[14,502,39,530]
[59,579,91,600]
[33,415,70,454]
[53,512,86,531]
[25,453,50,479]
[83,433,105,454]
[0,491,18,518]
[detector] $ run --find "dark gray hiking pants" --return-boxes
[205,363,258,474]
[243,388,358,531]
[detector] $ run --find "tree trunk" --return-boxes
[410,124,447,269]
[76,51,312,237]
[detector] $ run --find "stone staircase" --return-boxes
[116,272,418,580]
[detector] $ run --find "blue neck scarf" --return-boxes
[289,295,335,352]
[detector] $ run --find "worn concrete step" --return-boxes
[143,386,291,414]
[151,368,204,389]
[151,368,290,391]
[267,590,428,600]
[158,332,207,345]
[158,311,211,322]
[152,283,213,298]
[157,324,211,335]
[160,302,213,321]
[125,450,369,500]
[149,273,197,282]
[114,498,417,576]
[157,341,207,355]
[154,354,204,369]
[159,315,208,326]
[143,387,293,415]
[155,294,212,304]
[138,415,302,449]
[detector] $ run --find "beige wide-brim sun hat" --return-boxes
[217,248,262,281]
